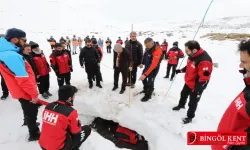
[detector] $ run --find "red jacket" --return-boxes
[211,76,250,150]
[166,48,184,65]
[116,39,123,45]
[49,50,72,75]
[180,49,213,90]
[0,38,38,100]
[161,42,168,51]
[32,52,50,76]
[39,100,82,150]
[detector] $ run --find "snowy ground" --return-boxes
[0,30,245,150]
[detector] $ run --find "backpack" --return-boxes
[115,126,138,144]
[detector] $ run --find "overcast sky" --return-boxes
[1,0,250,32]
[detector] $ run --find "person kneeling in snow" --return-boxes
[112,43,130,94]
[139,38,162,102]
[39,85,91,150]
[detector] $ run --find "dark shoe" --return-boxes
[119,89,125,94]
[45,91,52,96]
[96,84,102,88]
[172,105,185,111]
[42,93,49,99]
[141,95,151,102]
[164,76,169,78]
[1,94,8,100]
[182,117,192,124]
[131,84,135,88]
[28,131,40,142]
[112,86,118,91]
[89,84,93,89]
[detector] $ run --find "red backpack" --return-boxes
[115,126,138,144]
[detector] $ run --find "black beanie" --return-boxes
[29,41,39,49]
[5,28,26,40]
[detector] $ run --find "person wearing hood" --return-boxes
[139,38,162,102]
[164,41,184,81]
[50,43,73,87]
[59,37,66,43]
[39,85,91,150]
[172,40,213,124]
[65,36,71,51]
[112,43,130,94]
[79,39,102,89]
[0,28,40,141]
[29,41,52,99]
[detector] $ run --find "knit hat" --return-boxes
[5,28,26,40]
[29,41,39,49]
[173,41,178,46]
[114,43,123,53]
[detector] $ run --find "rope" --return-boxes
[162,0,214,101]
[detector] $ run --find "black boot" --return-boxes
[41,93,49,99]
[172,105,185,111]
[182,117,192,124]
[45,91,52,96]
[119,88,125,94]
[1,94,8,100]
[164,76,169,79]
[89,81,93,89]
[141,95,151,102]
[28,130,40,142]
[96,84,102,88]
[112,86,118,91]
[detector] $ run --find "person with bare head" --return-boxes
[0,28,40,141]
[124,31,143,88]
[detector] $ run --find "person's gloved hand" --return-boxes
[176,69,182,74]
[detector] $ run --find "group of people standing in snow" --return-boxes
[1,27,250,150]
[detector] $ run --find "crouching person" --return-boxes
[39,85,91,150]
[112,43,130,94]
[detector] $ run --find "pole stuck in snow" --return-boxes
[163,0,215,101]
[128,23,133,108]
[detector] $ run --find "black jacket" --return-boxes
[79,46,100,66]
[113,48,130,70]
[22,54,39,76]
[124,40,143,66]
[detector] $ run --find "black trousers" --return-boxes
[166,64,177,79]
[106,46,111,53]
[41,126,91,150]
[128,63,138,85]
[1,74,8,96]
[114,67,128,90]
[85,63,100,85]
[57,72,71,87]
[37,74,50,94]
[162,51,167,60]
[19,99,39,135]
[67,44,71,51]
[178,84,203,119]
[142,67,159,97]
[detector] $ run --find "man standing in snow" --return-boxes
[79,39,102,89]
[0,28,40,141]
[139,38,162,102]
[172,40,213,124]
[39,85,91,150]
[125,31,143,88]
[211,40,250,150]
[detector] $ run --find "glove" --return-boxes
[129,67,133,71]
[176,69,182,74]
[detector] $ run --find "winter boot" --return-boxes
[182,117,192,124]
[164,76,169,79]
[172,105,185,111]
[119,88,125,94]
[131,84,135,88]
[41,93,49,99]
[45,91,52,96]
[96,84,102,88]
[28,130,40,142]
[112,86,118,91]
[141,95,151,102]
[1,94,8,100]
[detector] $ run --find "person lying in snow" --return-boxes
[90,117,148,150]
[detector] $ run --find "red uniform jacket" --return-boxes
[161,42,168,51]
[32,52,50,76]
[211,75,250,150]
[180,49,213,90]
[49,50,72,75]
[116,39,123,45]
[39,100,82,150]
[166,48,184,65]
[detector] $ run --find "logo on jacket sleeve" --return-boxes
[43,111,59,125]
[234,97,243,110]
